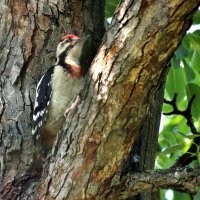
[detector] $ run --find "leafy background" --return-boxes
[105,1,200,200]
[157,11,200,200]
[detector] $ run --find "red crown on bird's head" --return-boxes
[61,34,80,41]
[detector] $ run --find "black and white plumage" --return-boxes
[32,34,90,149]
[32,66,53,138]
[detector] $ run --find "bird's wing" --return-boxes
[32,66,55,142]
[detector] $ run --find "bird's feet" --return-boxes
[64,95,80,117]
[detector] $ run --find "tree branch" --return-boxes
[163,94,200,167]
[163,94,197,135]
[2,166,200,200]
[108,166,200,199]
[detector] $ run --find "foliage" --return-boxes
[156,10,200,200]
[105,0,120,19]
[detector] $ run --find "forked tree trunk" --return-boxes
[0,0,199,200]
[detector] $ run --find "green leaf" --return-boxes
[182,59,195,82]
[193,10,200,25]
[171,55,180,69]
[184,134,200,140]
[194,188,200,200]
[105,0,120,19]
[191,50,200,73]
[174,191,191,200]
[182,35,191,50]
[158,144,184,156]
[175,44,188,59]
[165,67,175,100]
[162,104,173,113]
[187,33,200,51]
[165,67,187,106]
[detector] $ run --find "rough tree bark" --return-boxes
[0,0,200,200]
[0,0,104,198]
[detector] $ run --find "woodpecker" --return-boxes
[32,34,90,151]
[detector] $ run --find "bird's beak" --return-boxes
[71,35,90,54]
[78,35,90,42]
[74,35,90,50]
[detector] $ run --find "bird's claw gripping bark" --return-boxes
[64,95,80,117]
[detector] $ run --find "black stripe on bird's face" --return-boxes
[56,45,73,67]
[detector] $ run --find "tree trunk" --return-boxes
[0,0,104,198]
[0,0,199,200]
[123,83,166,200]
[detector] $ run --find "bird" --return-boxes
[32,34,90,152]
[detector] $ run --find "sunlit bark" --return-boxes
[0,0,199,199]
